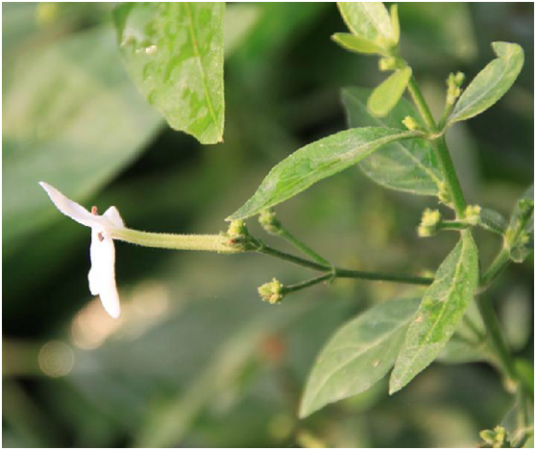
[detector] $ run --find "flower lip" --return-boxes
[39,181,124,319]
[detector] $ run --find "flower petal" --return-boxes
[88,229,121,318]
[103,206,125,229]
[39,182,102,229]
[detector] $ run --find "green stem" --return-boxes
[407,76,437,131]
[276,228,331,267]
[406,76,467,218]
[282,274,333,294]
[433,137,468,217]
[476,295,518,385]
[258,244,433,286]
[480,247,511,290]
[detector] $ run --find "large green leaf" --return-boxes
[337,2,395,48]
[300,298,420,418]
[113,3,225,144]
[449,42,524,124]
[367,67,412,117]
[390,232,479,394]
[3,26,162,254]
[342,87,443,195]
[227,127,419,220]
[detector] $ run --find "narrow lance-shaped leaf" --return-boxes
[337,2,395,48]
[368,67,412,117]
[449,42,524,124]
[342,87,443,195]
[113,3,225,144]
[227,127,419,220]
[390,231,479,394]
[300,298,420,418]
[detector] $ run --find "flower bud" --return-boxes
[464,204,482,225]
[258,278,285,304]
[223,220,259,251]
[259,208,281,235]
[379,56,397,72]
[418,209,442,237]
[446,72,465,105]
[402,115,421,131]
[438,182,453,207]
[479,426,508,448]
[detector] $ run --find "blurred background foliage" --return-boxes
[2,2,533,447]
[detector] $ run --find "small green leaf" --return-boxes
[227,127,419,220]
[113,2,225,144]
[300,298,420,418]
[389,4,400,46]
[368,67,412,117]
[508,185,534,263]
[342,87,443,195]
[390,232,479,394]
[337,2,395,49]
[479,207,509,235]
[449,42,524,124]
[331,32,385,55]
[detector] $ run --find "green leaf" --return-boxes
[300,298,420,418]
[3,26,162,253]
[367,67,412,117]
[337,2,395,48]
[331,33,385,55]
[508,185,534,263]
[449,42,524,124]
[390,232,479,394]
[342,87,443,195]
[227,127,419,220]
[113,2,225,144]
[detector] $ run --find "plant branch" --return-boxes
[407,75,467,218]
[275,228,332,267]
[257,244,433,286]
[475,295,518,385]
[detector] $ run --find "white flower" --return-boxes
[39,182,125,318]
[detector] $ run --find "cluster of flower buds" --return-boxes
[258,278,285,305]
[464,204,482,225]
[417,209,442,237]
[223,220,260,252]
[402,115,422,132]
[446,71,465,105]
[258,208,281,235]
[479,426,509,448]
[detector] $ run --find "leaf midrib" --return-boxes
[392,235,471,388]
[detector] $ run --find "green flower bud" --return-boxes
[446,72,465,105]
[402,115,421,131]
[438,182,453,207]
[479,426,509,448]
[259,208,281,235]
[222,220,259,251]
[258,278,285,304]
[418,209,442,237]
[379,56,397,72]
[464,204,482,225]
